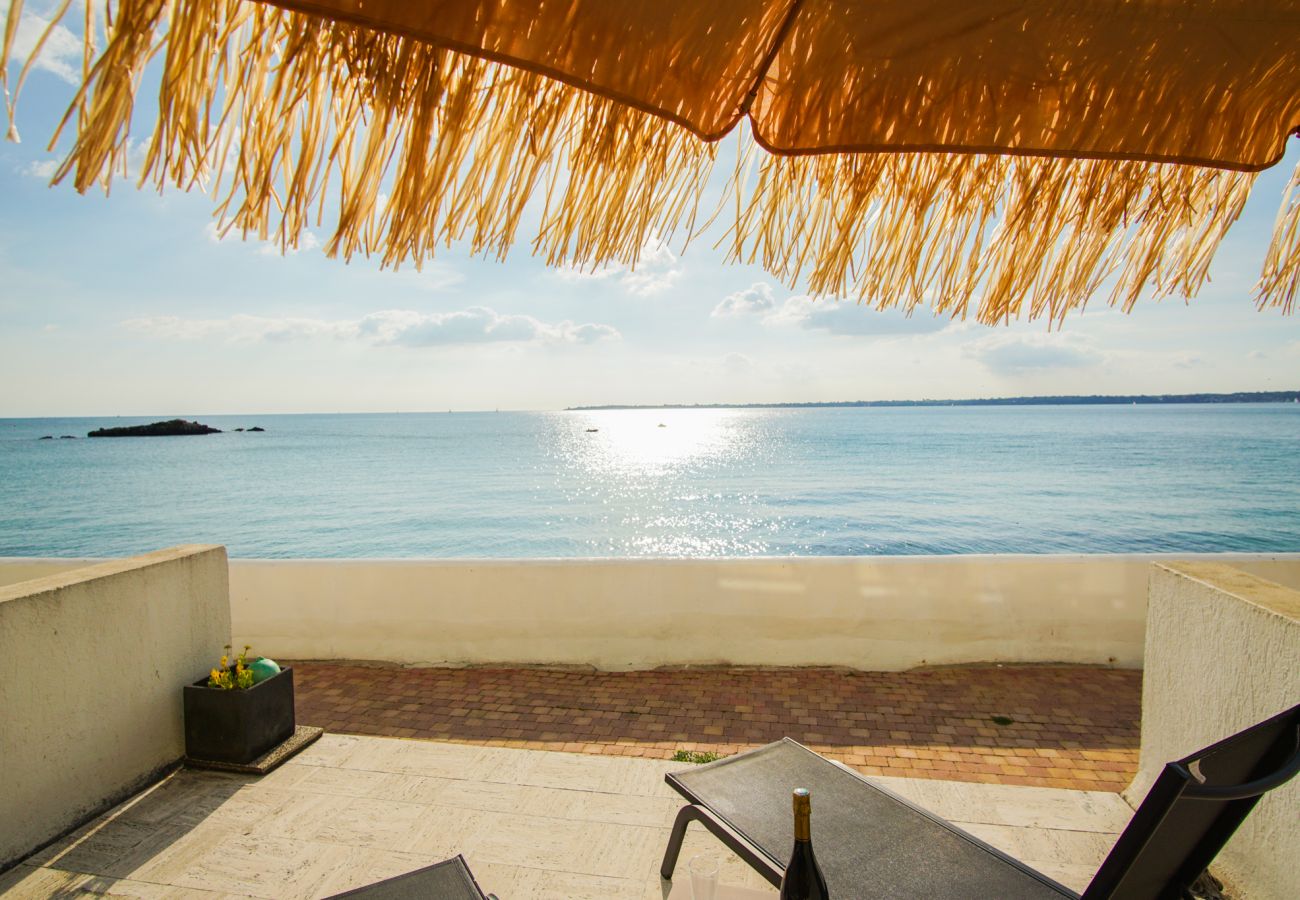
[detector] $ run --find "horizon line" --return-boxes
[3,390,1299,420]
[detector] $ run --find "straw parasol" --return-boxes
[3,0,1298,325]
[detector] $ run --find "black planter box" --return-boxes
[184,667,295,764]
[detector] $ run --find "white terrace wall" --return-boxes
[1,554,1298,672]
[233,555,1290,669]
[233,555,1298,669]
[0,546,230,871]
[1128,564,1300,900]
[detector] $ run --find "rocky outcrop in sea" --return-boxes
[88,419,222,437]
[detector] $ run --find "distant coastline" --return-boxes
[567,391,1300,411]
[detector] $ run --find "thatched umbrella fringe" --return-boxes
[3,0,1295,322]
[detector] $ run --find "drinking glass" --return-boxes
[688,854,719,900]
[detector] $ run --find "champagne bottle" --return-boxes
[779,787,830,899]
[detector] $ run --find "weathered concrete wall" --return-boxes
[225,556,1150,670]
[1,554,1298,671]
[1127,564,1300,899]
[0,546,230,871]
[230,555,1292,670]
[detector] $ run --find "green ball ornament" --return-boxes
[249,657,281,684]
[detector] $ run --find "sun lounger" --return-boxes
[660,702,1300,899]
[326,855,497,899]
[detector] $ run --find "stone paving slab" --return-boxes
[292,663,1141,792]
[2,734,1132,899]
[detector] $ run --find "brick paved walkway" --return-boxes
[292,663,1140,792]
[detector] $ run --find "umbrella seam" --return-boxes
[735,0,808,121]
[746,127,1292,176]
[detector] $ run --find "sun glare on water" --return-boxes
[565,408,746,475]
[548,407,777,555]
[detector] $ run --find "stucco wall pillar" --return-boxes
[1127,564,1300,899]
[0,546,231,871]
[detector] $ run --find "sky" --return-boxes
[2,2,1298,416]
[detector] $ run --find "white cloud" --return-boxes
[713,282,777,317]
[552,238,681,297]
[1,0,83,88]
[963,333,1102,375]
[257,231,321,257]
[125,135,153,178]
[765,295,949,336]
[620,241,680,296]
[21,159,59,179]
[121,314,350,343]
[38,133,152,178]
[553,264,620,284]
[362,307,619,346]
[722,352,754,374]
[760,296,808,327]
[359,308,561,346]
[1247,350,1267,360]
[122,307,619,348]
[563,322,621,344]
[720,289,950,337]
[1173,354,1209,370]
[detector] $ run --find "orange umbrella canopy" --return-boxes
[260,0,1298,169]
[4,0,1299,323]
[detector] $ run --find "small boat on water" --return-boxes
[585,428,599,432]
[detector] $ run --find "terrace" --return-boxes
[0,732,1136,898]
[1,547,1297,898]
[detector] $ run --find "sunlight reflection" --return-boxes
[566,408,747,475]
[546,407,782,556]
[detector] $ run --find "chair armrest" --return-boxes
[1182,734,1300,800]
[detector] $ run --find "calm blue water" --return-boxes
[1,406,1298,558]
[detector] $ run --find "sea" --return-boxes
[1,405,1298,559]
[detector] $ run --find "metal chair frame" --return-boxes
[661,703,1300,899]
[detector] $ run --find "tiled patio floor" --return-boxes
[2,733,1135,898]
[292,663,1140,793]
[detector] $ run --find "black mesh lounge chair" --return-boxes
[326,855,498,899]
[660,702,1300,899]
